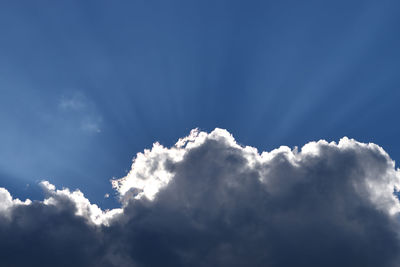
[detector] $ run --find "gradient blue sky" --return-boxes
[1,0,399,208]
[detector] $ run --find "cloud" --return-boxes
[59,93,87,111]
[1,128,400,266]
[58,92,102,134]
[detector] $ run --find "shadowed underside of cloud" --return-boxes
[1,128,400,267]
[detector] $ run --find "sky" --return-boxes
[1,1,400,265]
[1,0,400,207]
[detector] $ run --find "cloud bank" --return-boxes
[1,128,400,266]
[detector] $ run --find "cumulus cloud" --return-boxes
[1,128,400,266]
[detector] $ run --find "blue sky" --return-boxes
[1,0,400,208]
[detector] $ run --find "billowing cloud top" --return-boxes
[1,128,400,266]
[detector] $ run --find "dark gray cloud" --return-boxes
[1,129,400,266]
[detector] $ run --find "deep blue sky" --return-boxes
[1,0,399,208]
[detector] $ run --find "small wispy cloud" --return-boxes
[59,93,86,111]
[80,115,102,133]
[58,91,102,134]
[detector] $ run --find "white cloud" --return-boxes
[0,181,121,226]
[0,188,31,218]
[40,181,122,225]
[112,128,400,216]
